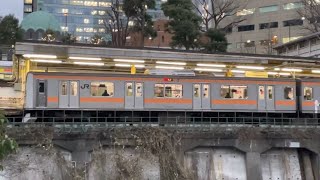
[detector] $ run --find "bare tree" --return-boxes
[192,0,245,32]
[297,0,320,33]
[102,0,130,47]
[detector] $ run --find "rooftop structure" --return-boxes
[274,31,320,58]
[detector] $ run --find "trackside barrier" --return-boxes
[5,117,320,131]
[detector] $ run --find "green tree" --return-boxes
[0,111,18,170]
[123,0,157,47]
[203,28,228,52]
[162,0,202,50]
[0,15,23,45]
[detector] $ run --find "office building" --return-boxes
[23,0,167,43]
[219,0,311,54]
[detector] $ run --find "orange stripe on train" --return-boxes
[212,99,256,105]
[80,97,124,103]
[144,98,192,104]
[34,75,295,85]
[276,100,295,106]
[302,101,314,106]
[47,97,58,103]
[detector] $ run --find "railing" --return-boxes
[6,116,320,132]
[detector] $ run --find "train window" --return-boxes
[91,82,114,96]
[304,87,313,100]
[203,84,209,98]
[136,83,142,97]
[71,81,78,96]
[221,85,248,99]
[194,84,200,97]
[268,86,273,99]
[126,83,133,96]
[154,84,182,98]
[154,84,164,97]
[61,81,67,95]
[165,84,182,98]
[259,86,265,100]
[39,82,45,93]
[284,86,294,100]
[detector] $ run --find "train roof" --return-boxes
[28,72,297,82]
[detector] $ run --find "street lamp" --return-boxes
[64,13,68,32]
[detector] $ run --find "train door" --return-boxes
[193,84,211,110]
[258,85,266,110]
[36,80,47,107]
[266,86,275,110]
[125,82,144,109]
[59,81,79,108]
[258,85,275,111]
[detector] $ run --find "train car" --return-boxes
[24,72,297,115]
[298,79,320,114]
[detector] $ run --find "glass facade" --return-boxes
[29,0,166,43]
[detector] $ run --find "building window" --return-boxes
[70,0,84,5]
[99,28,105,33]
[283,2,304,10]
[304,87,313,100]
[99,2,111,7]
[24,0,32,4]
[284,87,294,100]
[236,8,255,16]
[238,25,255,32]
[259,22,278,29]
[84,18,90,24]
[154,84,183,98]
[221,85,248,99]
[84,1,98,6]
[24,5,33,13]
[91,82,114,96]
[283,19,303,27]
[91,10,97,15]
[282,36,302,43]
[98,19,104,24]
[259,5,278,13]
[99,11,106,15]
[76,28,83,32]
[62,8,68,13]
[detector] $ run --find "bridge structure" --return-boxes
[1,41,320,179]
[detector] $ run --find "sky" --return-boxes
[0,0,23,22]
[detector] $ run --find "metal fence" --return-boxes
[6,116,320,132]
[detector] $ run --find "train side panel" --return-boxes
[143,81,193,110]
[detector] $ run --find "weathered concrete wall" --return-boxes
[0,147,72,180]
[87,147,160,180]
[185,148,247,180]
[261,149,302,180]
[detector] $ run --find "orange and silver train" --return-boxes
[23,72,320,119]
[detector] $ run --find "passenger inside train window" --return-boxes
[284,87,294,100]
[91,82,114,97]
[304,87,313,100]
[154,84,182,98]
[154,84,164,97]
[221,85,248,99]
[102,90,109,96]
[203,85,209,98]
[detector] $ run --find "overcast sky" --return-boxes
[0,0,23,22]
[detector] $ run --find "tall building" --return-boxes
[23,0,167,43]
[220,0,310,54]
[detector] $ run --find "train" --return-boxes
[22,72,320,121]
